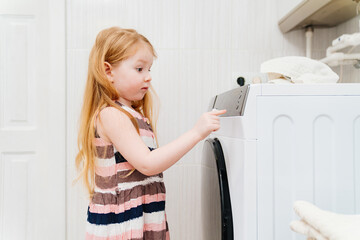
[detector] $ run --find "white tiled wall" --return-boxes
[66,0,360,239]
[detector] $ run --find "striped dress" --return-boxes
[86,103,170,240]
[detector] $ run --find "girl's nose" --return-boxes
[144,72,152,82]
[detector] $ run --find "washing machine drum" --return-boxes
[201,138,233,240]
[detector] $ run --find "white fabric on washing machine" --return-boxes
[260,56,339,84]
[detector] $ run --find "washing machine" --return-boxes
[201,83,360,240]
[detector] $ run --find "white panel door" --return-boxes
[0,0,65,239]
[257,95,360,240]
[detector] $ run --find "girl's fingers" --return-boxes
[209,109,227,116]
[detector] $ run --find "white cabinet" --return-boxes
[0,0,66,239]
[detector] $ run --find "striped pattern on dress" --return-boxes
[86,103,170,240]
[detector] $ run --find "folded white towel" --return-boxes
[260,56,339,84]
[290,220,328,240]
[290,201,360,240]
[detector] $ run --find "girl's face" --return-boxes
[106,44,154,107]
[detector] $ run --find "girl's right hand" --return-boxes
[192,109,227,140]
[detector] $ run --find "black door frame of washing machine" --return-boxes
[205,138,234,240]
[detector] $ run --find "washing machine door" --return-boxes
[202,138,233,240]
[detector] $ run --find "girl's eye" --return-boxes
[136,68,143,72]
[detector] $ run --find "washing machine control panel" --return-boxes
[210,85,249,116]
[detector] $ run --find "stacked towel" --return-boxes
[290,201,360,240]
[260,56,339,84]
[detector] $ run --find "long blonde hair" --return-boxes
[75,27,159,197]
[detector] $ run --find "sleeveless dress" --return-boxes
[85,103,170,240]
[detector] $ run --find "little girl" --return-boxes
[76,26,226,240]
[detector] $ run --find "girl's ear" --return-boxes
[104,62,113,82]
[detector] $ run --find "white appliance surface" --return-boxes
[203,83,360,240]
